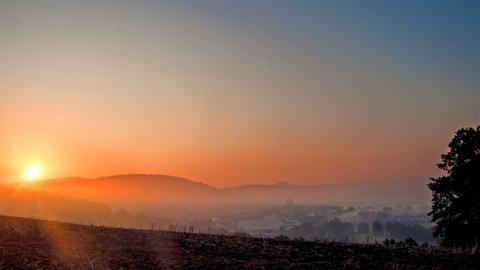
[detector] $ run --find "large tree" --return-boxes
[428,126,480,247]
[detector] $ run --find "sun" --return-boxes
[23,165,42,182]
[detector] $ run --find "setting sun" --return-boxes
[23,166,42,181]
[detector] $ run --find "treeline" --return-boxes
[281,218,434,243]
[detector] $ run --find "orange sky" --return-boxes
[0,102,452,187]
[1,1,479,187]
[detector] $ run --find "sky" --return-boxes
[1,0,479,187]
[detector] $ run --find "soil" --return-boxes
[0,215,478,269]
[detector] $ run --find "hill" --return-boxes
[0,215,478,270]
[0,185,160,228]
[27,174,430,210]
[224,181,431,205]
[30,174,220,211]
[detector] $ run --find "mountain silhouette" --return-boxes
[33,174,219,211]
[21,174,430,214]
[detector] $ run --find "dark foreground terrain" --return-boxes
[0,215,478,269]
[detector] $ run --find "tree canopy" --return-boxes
[428,126,480,247]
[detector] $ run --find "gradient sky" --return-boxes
[1,0,479,187]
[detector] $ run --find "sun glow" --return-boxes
[23,165,42,182]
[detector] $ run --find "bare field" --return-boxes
[0,215,478,270]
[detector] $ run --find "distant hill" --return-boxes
[0,215,477,270]
[32,174,220,211]
[222,180,430,206]
[21,174,430,213]
[221,181,325,205]
[0,184,155,227]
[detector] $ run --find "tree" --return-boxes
[356,222,370,234]
[372,221,384,237]
[321,218,355,240]
[404,237,419,247]
[428,126,480,247]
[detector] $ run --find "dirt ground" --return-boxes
[0,215,478,269]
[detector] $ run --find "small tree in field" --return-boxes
[428,126,480,247]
